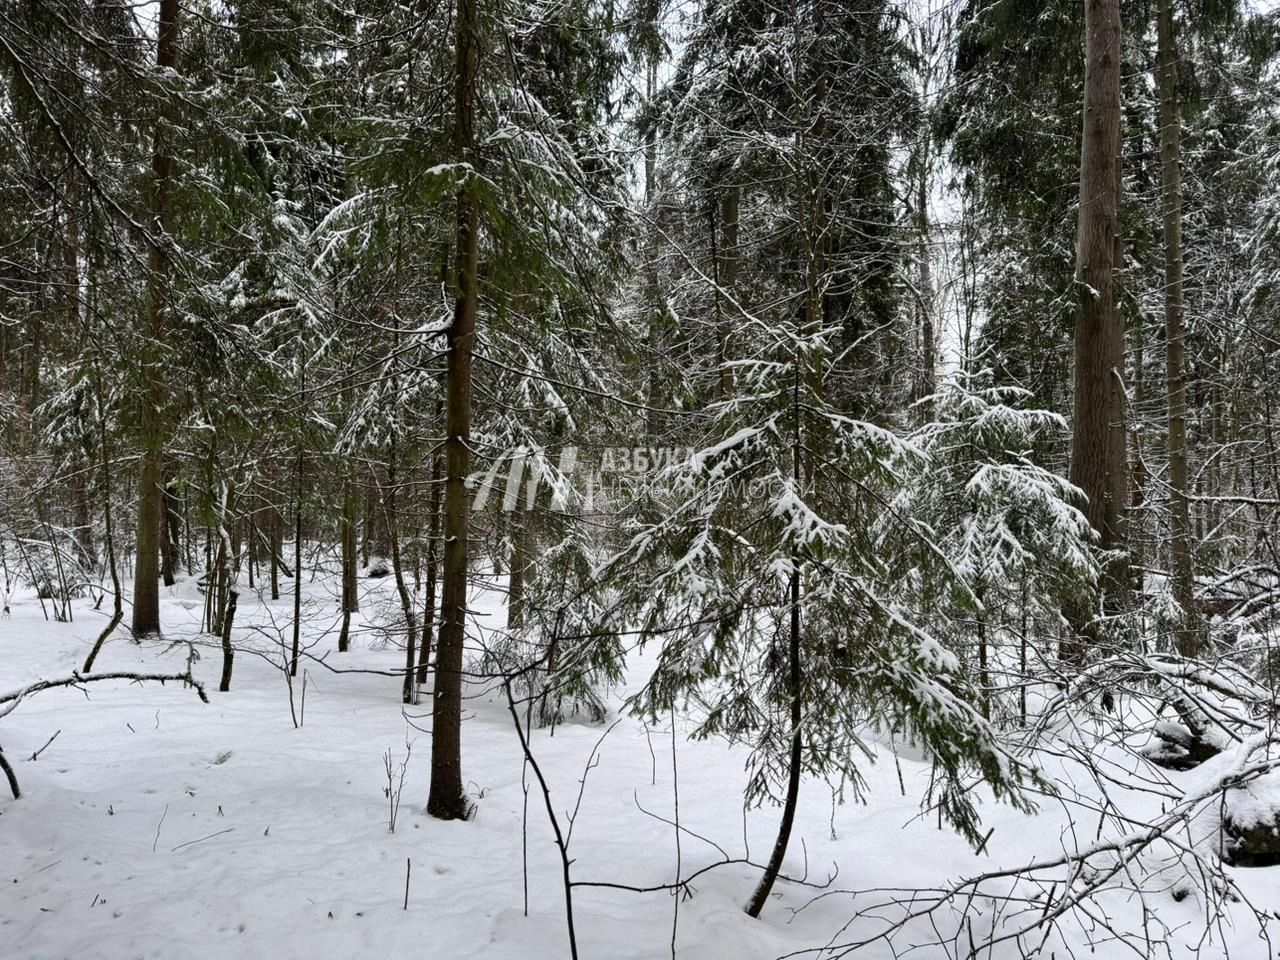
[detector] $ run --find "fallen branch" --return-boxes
[779,734,1280,960]
[171,827,234,852]
[0,669,208,721]
[0,670,207,800]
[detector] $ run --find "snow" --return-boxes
[688,426,762,476]
[2,573,1279,960]
[1226,768,1280,830]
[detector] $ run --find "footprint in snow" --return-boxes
[210,751,233,766]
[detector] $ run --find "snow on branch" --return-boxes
[0,669,209,722]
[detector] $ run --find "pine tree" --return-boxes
[1065,0,1128,659]
[131,0,181,638]
[1155,0,1198,651]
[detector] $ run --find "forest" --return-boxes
[2,0,1280,957]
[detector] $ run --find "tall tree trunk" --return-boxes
[166,479,183,578]
[507,510,526,631]
[213,493,239,683]
[82,366,123,673]
[134,448,163,635]
[386,441,419,705]
[911,74,937,418]
[338,471,358,652]
[361,468,392,565]
[219,588,238,693]
[159,470,180,586]
[131,0,179,638]
[428,0,480,822]
[71,470,96,573]
[269,507,281,601]
[417,442,443,685]
[747,315,807,919]
[1130,334,1148,587]
[361,473,376,566]
[245,509,256,589]
[1066,0,1125,661]
[64,200,96,575]
[1104,110,1130,605]
[1157,0,1196,654]
[291,492,302,677]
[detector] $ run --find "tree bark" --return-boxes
[745,563,803,917]
[361,468,391,565]
[1157,0,1197,654]
[428,0,480,822]
[245,510,255,589]
[82,366,123,673]
[338,471,358,652]
[1066,0,1126,661]
[269,508,281,601]
[911,75,937,418]
[159,470,180,586]
[291,496,302,676]
[133,448,163,635]
[219,588,237,693]
[131,0,179,638]
[386,442,419,705]
[418,442,443,685]
[291,445,304,676]
[507,510,526,631]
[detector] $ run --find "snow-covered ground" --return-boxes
[2,572,1277,960]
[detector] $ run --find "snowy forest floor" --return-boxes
[2,568,1278,960]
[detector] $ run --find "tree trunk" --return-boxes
[338,472,358,652]
[1103,111,1130,605]
[361,469,390,565]
[1157,0,1197,654]
[245,510,255,589]
[133,448,163,636]
[387,443,419,705]
[202,525,213,632]
[67,198,95,578]
[747,308,808,918]
[159,471,180,586]
[745,563,803,918]
[1129,314,1147,592]
[167,478,183,577]
[291,475,303,677]
[82,367,123,673]
[131,0,179,638]
[71,471,96,574]
[219,588,238,693]
[269,508,281,601]
[427,0,480,822]
[418,443,443,685]
[507,510,526,631]
[1065,0,1125,661]
[911,81,937,417]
